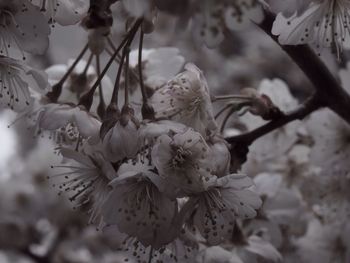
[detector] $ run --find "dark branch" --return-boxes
[226,9,350,155]
[226,96,322,146]
[258,10,350,124]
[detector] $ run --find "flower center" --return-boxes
[170,145,192,168]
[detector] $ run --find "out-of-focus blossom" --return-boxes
[196,245,244,263]
[235,235,283,263]
[296,219,350,263]
[192,0,264,47]
[129,47,185,89]
[45,59,113,113]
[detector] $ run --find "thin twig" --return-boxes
[46,44,89,102]
[138,28,147,103]
[226,96,321,145]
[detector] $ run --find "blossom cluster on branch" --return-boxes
[0,0,350,262]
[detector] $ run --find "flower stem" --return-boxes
[212,94,252,102]
[96,55,106,118]
[138,28,147,104]
[46,44,89,102]
[108,20,142,105]
[124,45,130,105]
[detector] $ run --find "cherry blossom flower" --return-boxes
[50,146,116,225]
[102,120,140,162]
[101,106,141,163]
[37,103,101,142]
[151,128,216,193]
[151,63,217,136]
[30,0,89,26]
[272,0,350,57]
[101,165,178,249]
[0,0,50,58]
[0,55,48,111]
[189,174,262,245]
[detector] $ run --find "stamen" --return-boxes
[138,27,155,120]
[138,27,147,104]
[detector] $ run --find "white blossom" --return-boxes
[50,146,116,225]
[296,219,350,263]
[272,0,350,56]
[151,128,216,193]
[101,165,178,249]
[37,103,101,141]
[129,47,185,89]
[0,55,48,111]
[191,174,262,245]
[102,119,140,163]
[151,63,217,136]
[0,0,50,58]
[192,0,264,47]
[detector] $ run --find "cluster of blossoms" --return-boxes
[1,0,350,262]
[42,57,265,260]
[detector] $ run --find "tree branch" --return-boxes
[226,95,321,145]
[226,9,350,154]
[258,10,350,124]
